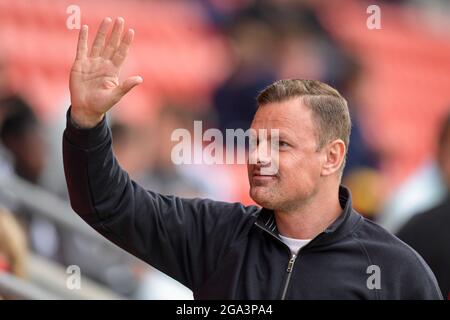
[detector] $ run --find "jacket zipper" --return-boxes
[255,221,324,300]
[255,222,300,300]
[281,253,297,300]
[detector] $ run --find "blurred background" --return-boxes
[0,0,449,299]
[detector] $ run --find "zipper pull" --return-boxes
[286,254,296,273]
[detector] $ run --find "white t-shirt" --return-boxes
[279,234,311,255]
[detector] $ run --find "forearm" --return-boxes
[63,107,110,217]
[62,106,155,258]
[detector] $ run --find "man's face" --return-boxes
[247,98,325,211]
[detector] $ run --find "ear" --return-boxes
[321,139,346,177]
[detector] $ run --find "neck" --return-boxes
[275,184,343,240]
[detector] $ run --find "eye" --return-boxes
[278,141,290,148]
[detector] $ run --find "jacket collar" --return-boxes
[254,185,362,248]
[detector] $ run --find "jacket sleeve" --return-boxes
[62,108,256,291]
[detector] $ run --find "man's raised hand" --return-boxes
[69,17,143,128]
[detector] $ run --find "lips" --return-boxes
[252,169,278,177]
[252,173,276,177]
[251,172,278,183]
[252,175,276,180]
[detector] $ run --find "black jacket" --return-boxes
[62,109,442,300]
[397,195,450,299]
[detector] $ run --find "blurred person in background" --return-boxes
[343,168,383,220]
[397,112,450,299]
[0,96,61,263]
[377,156,448,233]
[0,207,27,278]
[0,96,45,184]
[0,207,28,299]
[213,11,277,133]
[337,60,382,220]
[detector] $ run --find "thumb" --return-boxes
[115,76,143,98]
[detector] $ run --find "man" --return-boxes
[397,113,450,299]
[63,17,442,299]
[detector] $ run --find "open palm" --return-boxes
[69,17,142,127]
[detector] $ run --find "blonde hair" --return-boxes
[0,207,27,278]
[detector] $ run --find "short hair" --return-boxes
[256,79,352,173]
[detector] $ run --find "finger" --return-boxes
[90,17,112,58]
[76,25,88,60]
[111,29,134,68]
[115,75,143,98]
[101,17,124,60]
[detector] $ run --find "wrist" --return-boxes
[70,108,104,129]
[65,107,109,149]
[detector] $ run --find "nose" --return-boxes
[250,139,271,166]
[247,135,279,175]
[257,152,271,166]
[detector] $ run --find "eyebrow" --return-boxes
[272,130,294,140]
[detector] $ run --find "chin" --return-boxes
[250,188,278,209]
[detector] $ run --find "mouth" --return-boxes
[251,173,278,183]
